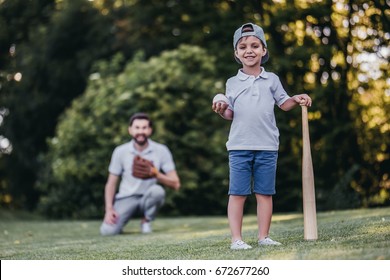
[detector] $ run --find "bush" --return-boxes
[36,45,230,218]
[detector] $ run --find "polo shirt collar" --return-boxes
[237,67,269,80]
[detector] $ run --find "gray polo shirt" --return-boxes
[225,68,290,151]
[109,139,176,198]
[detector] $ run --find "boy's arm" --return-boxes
[280,94,312,111]
[220,107,234,120]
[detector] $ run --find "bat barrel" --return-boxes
[301,105,318,240]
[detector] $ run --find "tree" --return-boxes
[0,0,56,209]
[0,0,115,209]
[251,0,389,210]
[1,0,388,216]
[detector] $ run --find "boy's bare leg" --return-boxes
[228,195,247,242]
[256,194,273,240]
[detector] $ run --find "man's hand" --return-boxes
[132,155,158,179]
[104,208,118,225]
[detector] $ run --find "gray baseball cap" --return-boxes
[233,23,269,64]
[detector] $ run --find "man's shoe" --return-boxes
[230,240,252,250]
[258,237,282,246]
[141,221,152,233]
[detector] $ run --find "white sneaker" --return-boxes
[230,240,252,250]
[258,237,282,246]
[141,221,152,233]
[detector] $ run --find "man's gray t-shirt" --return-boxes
[225,68,290,151]
[109,139,175,198]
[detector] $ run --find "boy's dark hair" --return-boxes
[128,112,153,127]
[241,25,254,33]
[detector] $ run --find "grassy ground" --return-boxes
[0,207,389,260]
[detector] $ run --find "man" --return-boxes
[100,112,180,235]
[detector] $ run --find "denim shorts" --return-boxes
[228,150,278,196]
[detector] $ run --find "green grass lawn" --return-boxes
[0,207,389,260]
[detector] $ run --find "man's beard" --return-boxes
[134,134,148,146]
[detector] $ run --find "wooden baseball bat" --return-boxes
[301,105,318,240]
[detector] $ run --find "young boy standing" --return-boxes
[212,23,312,250]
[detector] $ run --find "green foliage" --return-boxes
[37,45,230,218]
[261,0,389,211]
[0,0,116,209]
[1,0,388,217]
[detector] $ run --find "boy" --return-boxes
[212,23,312,250]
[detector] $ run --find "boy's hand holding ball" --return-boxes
[212,93,229,114]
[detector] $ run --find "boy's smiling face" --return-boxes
[235,36,267,68]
